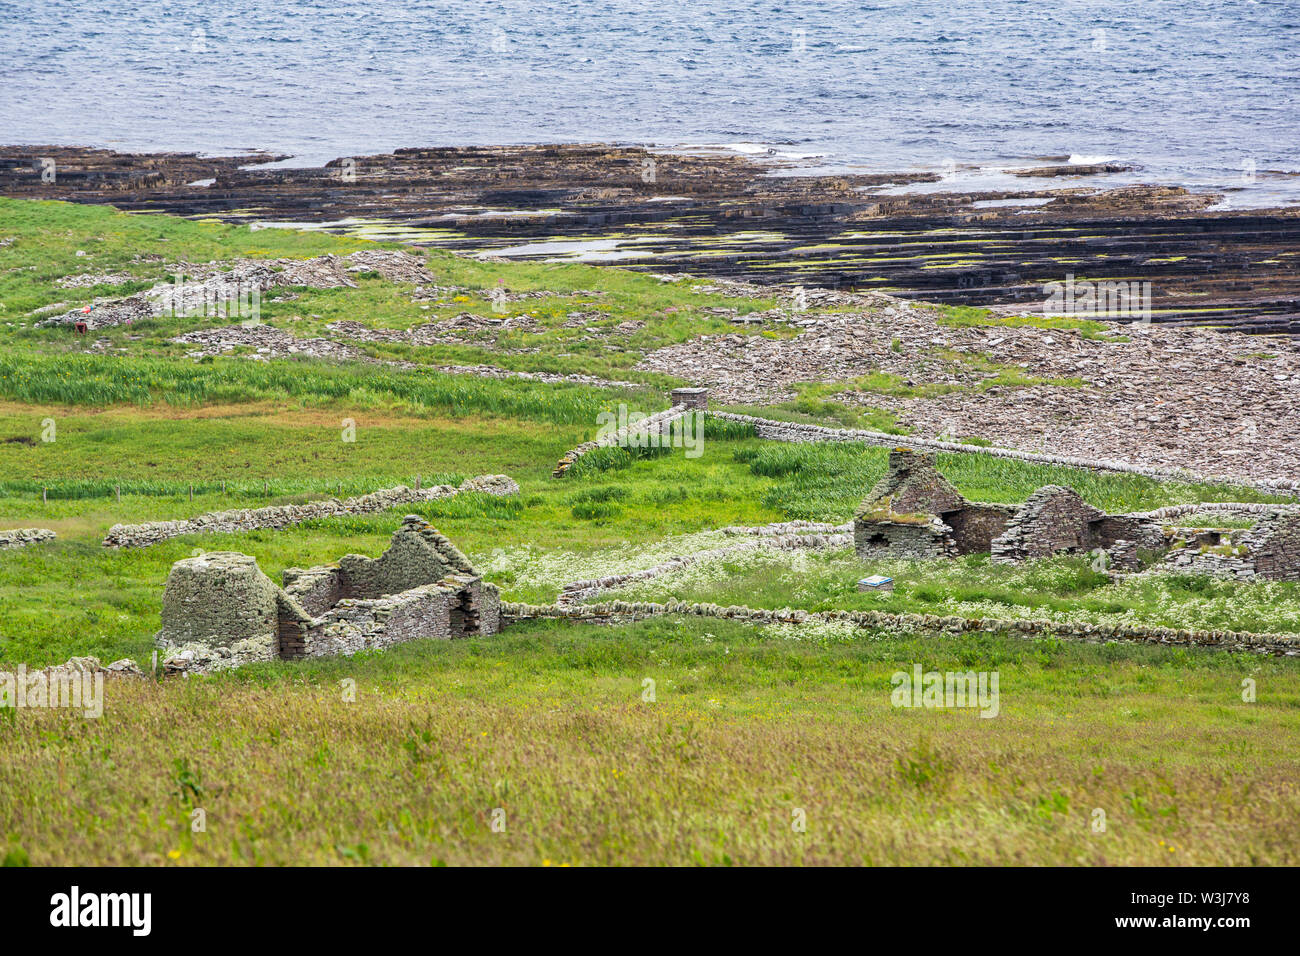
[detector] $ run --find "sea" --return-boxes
[2,0,1298,207]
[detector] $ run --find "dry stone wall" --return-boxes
[103,475,516,548]
[556,531,851,606]
[502,601,1300,656]
[0,528,55,550]
[708,411,1300,495]
[553,404,690,477]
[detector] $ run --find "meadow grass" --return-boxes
[3,617,1297,866]
[3,199,1298,867]
[595,545,1300,637]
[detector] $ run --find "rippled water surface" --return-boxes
[2,0,1297,203]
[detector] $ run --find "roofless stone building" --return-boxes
[854,449,1163,564]
[157,516,499,673]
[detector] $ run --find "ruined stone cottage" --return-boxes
[854,449,1019,559]
[1163,510,1300,581]
[854,449,1162,564]
[156,515,499,673]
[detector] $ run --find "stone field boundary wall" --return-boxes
[707,411,1300,496]
[0,528,56,550]
[1136,502,1300,520]
[502,600,1300,656]
[553,404,690,477]
[556,531,852,606]
[103,475,518,549]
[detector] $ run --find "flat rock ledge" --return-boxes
[0,528,56,550]
[503,601,1300,656]
[103,475,518,548]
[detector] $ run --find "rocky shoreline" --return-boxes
[3,143,1297,333]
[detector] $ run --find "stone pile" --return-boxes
[0,655,144,686]
[173,324,369,363]
[41,251,438,331]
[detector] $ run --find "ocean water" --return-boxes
[2,0,1298,206]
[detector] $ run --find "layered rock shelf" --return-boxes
[3,144,1297,332]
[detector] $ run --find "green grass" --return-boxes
[0,197,782,384]
[3,198,1299,867]
[3,616,1298,865]
[934,304,1123,341]
[595,546,1300,637]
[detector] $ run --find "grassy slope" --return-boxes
[1,199,1299,866]
[4,619,1297,866]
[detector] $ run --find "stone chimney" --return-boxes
[670,387,709,410]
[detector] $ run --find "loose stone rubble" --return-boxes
[40,251,437,331]
[156,516,499,674]
[0,528,56,550]
[103,476,517,548]
[640,302,1300,486]
[173,324,370,363]
[553,402,693,477]
[0,655,144,706]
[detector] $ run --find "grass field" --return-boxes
[2,199,1298,866]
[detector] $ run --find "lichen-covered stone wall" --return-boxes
[0,528,56,550]
[158,518,499,673]
[502,600,1300,656]
[854,516,954,560]
[104,476,517,548]
[991,485,1103,563]
[302,583,455,659]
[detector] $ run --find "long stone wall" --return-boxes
[1135,502,1300,521]
[0,528,56,550]
[103,475,517,548]
[708,411,1300,495]
[502,600,1300,656]
[556,531,852,606]
[553,404,690,477]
